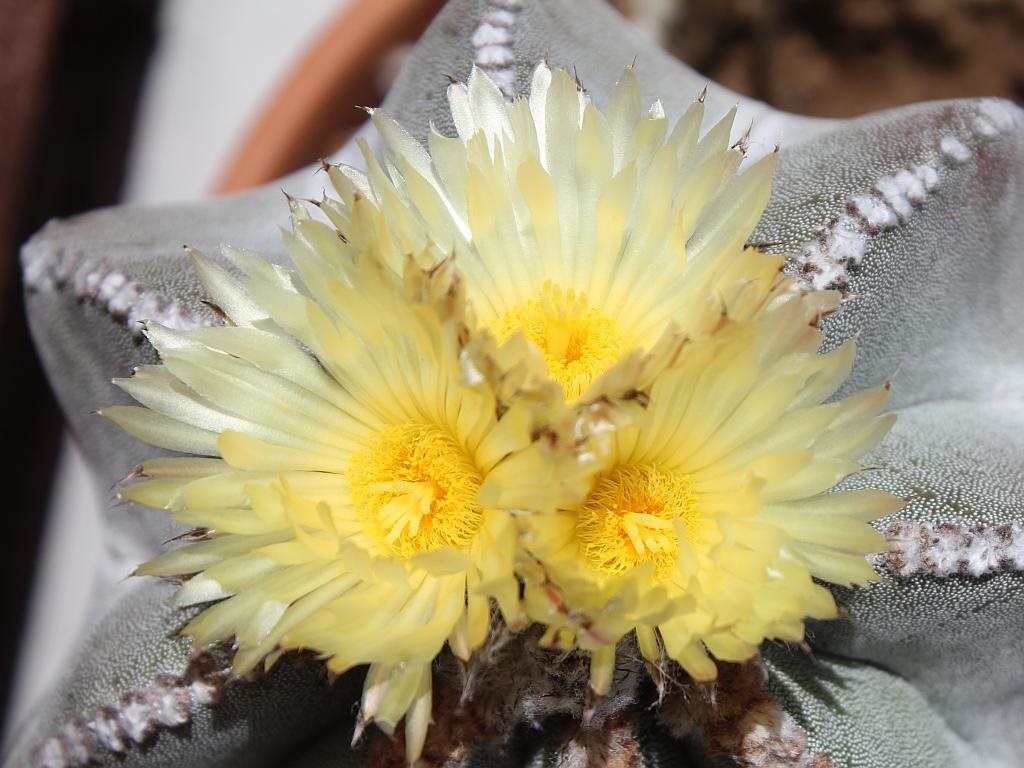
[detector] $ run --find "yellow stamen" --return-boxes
[492,281,624,400]
[576,464,697,578]
[348,424,483,558]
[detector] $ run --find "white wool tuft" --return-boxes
[28,654,226,768]
[22,245,209,336]
[883,521,1024,579]
[473,1,523,99]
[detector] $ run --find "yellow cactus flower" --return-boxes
[519,289,904,690]
[105,236,568,765]
[325,63,778,405]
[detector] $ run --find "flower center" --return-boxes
[493,282,624,400]
[347,424,484,558]
[576,464,697,579]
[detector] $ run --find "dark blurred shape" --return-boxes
[0,0,159,727]
[624,0,1024,117]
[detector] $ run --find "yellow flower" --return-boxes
[325,63,778,405]
[320,62,901,692]
[104,235,565,764]
[520,291,904,690]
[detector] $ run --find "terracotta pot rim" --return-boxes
[214,0,446,194]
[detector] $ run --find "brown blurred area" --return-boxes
[615,0,1024,116]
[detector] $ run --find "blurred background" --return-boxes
[2,0,1022,749]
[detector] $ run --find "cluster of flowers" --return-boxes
[106,64,901,764]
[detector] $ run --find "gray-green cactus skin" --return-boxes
[10,0,1024,766]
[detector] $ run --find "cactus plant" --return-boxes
[11,1,1024,766]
